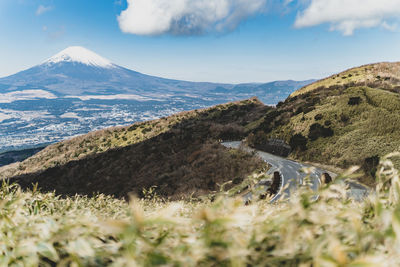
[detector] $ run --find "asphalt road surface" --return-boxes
[222,141,369,203]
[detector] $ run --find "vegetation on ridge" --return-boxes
[1,98,269,199]
[291,62,400,97]
[248,62,400,186]
[4,62,400,194]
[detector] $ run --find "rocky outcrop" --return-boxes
[260,139,292,157]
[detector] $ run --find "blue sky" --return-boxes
[1,0,400,83]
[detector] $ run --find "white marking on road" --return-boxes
[220,141,355,203]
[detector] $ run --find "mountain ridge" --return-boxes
[291,61,400,97]
[0,46,314,153]
[1,98,269,199]
[5,60,400,194]
[0,46,314,98]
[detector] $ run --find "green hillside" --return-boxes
[248,62,400,186]
[291,62,400,97]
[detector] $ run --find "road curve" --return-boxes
[222,141,368,202]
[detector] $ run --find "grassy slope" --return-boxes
[1,98,270,199]
[277,86,400,165]
[291,62,400,97]
[249,62,400,186]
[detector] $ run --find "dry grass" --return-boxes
[1,154,400,266]
[1,98,269,200]
[0,98,266,179]
[291,62,400,97]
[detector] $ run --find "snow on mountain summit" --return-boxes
[43,46,115,68]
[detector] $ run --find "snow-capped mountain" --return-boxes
[0,46,314,153]
[0,46,234,97]
[0,46,313,99]
[44,46,115,68]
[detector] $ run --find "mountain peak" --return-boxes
[43,46,115,68]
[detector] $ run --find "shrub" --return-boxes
[303,106,315,114]
[308,123,334,141]
[362,155,380,178]
[314,114,323,121]
[289,134,308,151]
[340,113,350,123]
[232,177,243,185]
[209,123,245,141]
[294,106,303,115]
[142,128,151,134]
[247,131,269,149]
[128,125,138,131]
[348,96,362,105]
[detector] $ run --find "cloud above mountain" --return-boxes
[117,0,400,36]
[36,5,53,16]
[295,0,400,35]
[118,0,267,35]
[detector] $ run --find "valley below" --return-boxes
[0,46,312,153]
[0,96,220,152]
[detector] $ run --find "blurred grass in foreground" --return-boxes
[1,153,400,266]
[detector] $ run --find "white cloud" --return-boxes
[295,0,400,35]
[36,5,53,16]
[118,0,267,35]
[382,21,398,32]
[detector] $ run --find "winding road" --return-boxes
[222,141,369,202]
